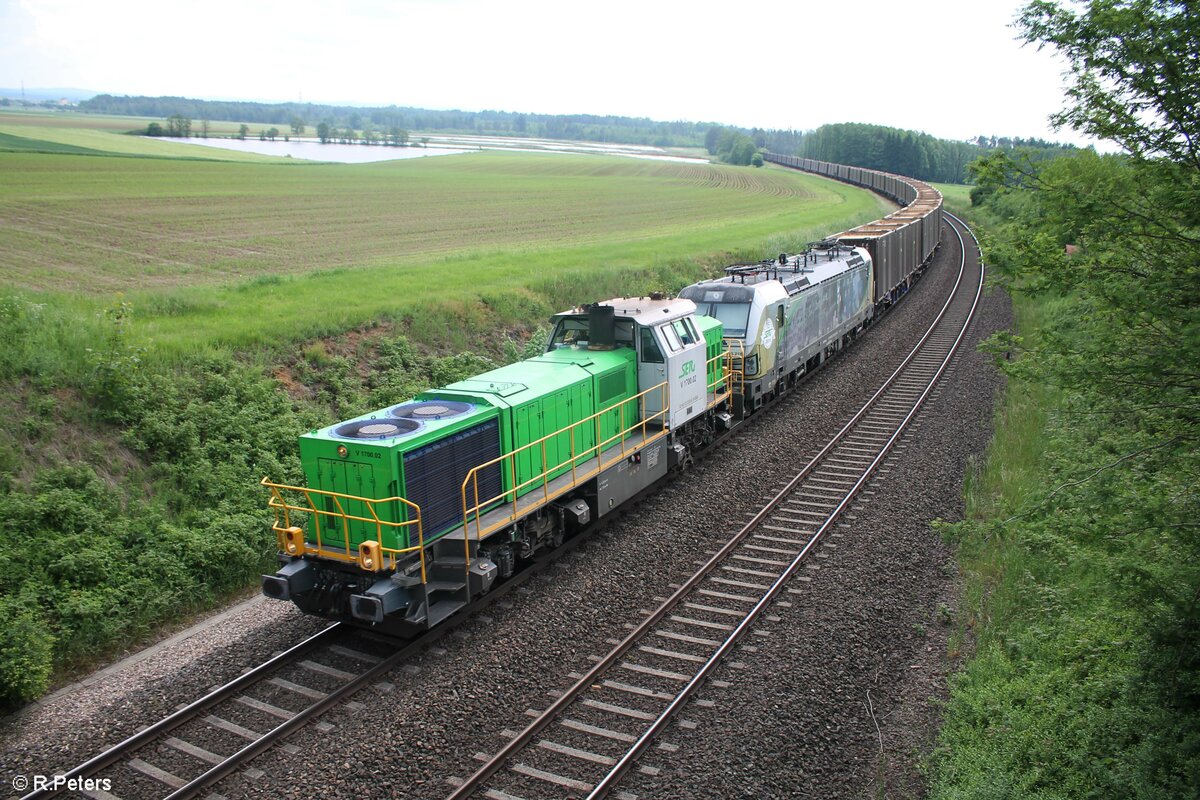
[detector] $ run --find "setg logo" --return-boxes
[678,360,696,380]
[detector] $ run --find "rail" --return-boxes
[261,479,427,581]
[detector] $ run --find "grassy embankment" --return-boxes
[927,186,1198,795]
[0,123,891,704]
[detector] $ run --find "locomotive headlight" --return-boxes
[337,445,349,458]
[358,540,383,572]
[283,526,305,556]
[745,354,759,375]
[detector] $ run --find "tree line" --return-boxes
[82,95,717,148]
[796,122,1076,183]
[95,93,1076,180]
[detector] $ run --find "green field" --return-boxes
[0,143,891,358]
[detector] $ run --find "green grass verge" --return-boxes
[933,182,972,218]
[930,289,1199,798]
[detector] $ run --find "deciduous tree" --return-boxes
[165,114,191,138]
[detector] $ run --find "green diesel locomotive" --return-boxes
[262,297,732,636]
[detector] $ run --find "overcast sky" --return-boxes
[0,0,1090,147]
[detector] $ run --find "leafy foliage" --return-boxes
[704,126,762,166]
[932,2,1200,796]
[0,298,510,706]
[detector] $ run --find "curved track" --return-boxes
[444,212,982,800]
[23,214,980,800]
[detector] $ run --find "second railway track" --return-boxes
[445,211,983,800]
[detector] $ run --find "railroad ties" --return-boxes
[444,213,982,800]
[25,625,410,800]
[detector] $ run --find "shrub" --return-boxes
[0,596,55,706]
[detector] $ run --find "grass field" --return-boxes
[0,108,275,137]
[1,142,891,358]
[933,182,971,216]
[0,124,282,162]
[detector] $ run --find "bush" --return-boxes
[0,596,55,706]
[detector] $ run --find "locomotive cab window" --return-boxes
[639,327,664,363]
[615,320,635,348]
[662,324,683,352]
[548,318,588,349]
[696,302,750,337]
[672,319,697,346]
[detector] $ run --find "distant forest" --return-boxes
[794,122,1076,183]
[79,94,716,148]
[80,95,1077,183]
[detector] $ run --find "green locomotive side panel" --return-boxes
[293,343,637,548]
[436,348,636,502]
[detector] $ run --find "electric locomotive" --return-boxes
[680,240,874,415]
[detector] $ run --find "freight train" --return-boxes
[260,157,943,636]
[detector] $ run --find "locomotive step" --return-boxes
[426,599,466,627]
[423,579,467,593]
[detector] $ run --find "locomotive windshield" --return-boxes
[678,285,754,337]
[548,317,636,349]
[691,302,750,337]
[549,318,589,348]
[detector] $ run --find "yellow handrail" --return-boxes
[261,478,429,583]
[460,381,670,541]
[722,338,746,398]
[708,343,738,407]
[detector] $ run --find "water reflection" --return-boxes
[161,137,469,163]
[157,135,706,165]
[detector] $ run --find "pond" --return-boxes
[163,137,471,163]
[160,134,707,165]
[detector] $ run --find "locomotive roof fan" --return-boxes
[332,417,423,440]
[389,400,475,421]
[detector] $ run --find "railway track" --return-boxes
[23,490,625,800]
[444,212,982,800]
[20,623,421,800]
